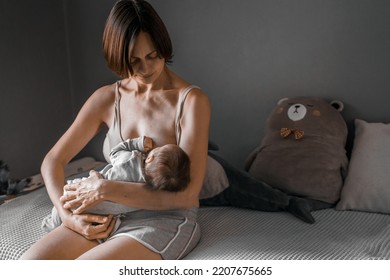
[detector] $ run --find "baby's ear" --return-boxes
[145,154,155,164]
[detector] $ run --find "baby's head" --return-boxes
[144,144,190,192]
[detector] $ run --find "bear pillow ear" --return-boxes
[277,97,289,105]
[330,100,344,112]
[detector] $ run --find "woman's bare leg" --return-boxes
[77,236,162,260]
[19,225,99,260]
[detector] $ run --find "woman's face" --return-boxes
[129,32,165,85]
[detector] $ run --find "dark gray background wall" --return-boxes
[1,0,390,179]
[0,0,72,179]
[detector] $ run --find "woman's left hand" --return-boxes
[61,170,105,214]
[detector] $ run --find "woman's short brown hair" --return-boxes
[103,0,173,78]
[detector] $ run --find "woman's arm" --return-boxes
[63,88,211,213]
[176,88,211,203]
[42,85,117,239]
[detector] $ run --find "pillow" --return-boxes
[246,97,348,204]
[336,119,390,214]
[199,155,229,199]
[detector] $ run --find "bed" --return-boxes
[2,185,390,260]
[2,117,390,260]
[1,167,390,260]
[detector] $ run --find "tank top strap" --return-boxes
[115,80,125,142]
[175,85,200,145]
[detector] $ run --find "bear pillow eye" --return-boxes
[307,104,314,107]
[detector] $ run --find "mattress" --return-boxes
[186,207,390,260]
[1,185,390,260]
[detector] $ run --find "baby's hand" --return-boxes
[143,136,153,152]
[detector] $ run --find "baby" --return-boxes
[42,136,190,232]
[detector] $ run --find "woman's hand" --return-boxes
[62,211,117,240]
[61,170,105,214]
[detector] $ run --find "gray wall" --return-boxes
[150,0,390,167]
[63,0,116,161]
[2,0,390,178]
[0,0,72,178]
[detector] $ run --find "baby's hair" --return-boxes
[144,144,190,192]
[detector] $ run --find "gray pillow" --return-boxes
[336,119,390,214]
[199,156,229,199]
[246,97,348,204]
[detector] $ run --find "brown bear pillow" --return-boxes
[245,96,348,204]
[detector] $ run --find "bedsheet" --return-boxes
[1,186,390,260]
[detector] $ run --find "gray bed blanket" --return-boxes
[1,187,390,260]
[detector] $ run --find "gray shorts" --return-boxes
[107,207,201,260]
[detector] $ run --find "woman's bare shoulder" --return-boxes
[184,86,209,107]
[91,83,116,100]
[79,82,117,124]
[170,72,208,100]
[90,82,117,104]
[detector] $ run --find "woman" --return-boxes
[21,0,209,260]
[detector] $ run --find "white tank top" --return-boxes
[102,81,200,163]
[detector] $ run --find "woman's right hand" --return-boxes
[62,211,117,240]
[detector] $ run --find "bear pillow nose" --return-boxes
[288,103,306,121]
